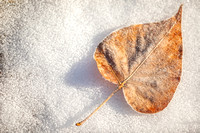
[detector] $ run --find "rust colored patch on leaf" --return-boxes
[94,5,183,113]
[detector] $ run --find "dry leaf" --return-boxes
[76,5,182,126]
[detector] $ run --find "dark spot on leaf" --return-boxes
[149,96,154,103]
[128,32,152,71]
[104,48,116,68]
[178,45,183,59]
[175,77,180,81]
[97,42,104,53]
[150,80,157,88]
[139,108,145,112]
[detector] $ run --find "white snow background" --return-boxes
[0,0,200,132]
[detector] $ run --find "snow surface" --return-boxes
[0,0,200,132]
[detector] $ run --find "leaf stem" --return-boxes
[75,83,124,126]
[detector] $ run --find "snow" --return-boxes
[0,0,200,132]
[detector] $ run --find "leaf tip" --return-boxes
[175,4,183,22]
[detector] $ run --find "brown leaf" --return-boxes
[76,5,183,126]
[94,5,182,113]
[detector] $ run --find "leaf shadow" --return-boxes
[62,28,141,129]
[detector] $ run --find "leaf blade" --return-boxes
[94,5,182,113]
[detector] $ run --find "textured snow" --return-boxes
[0,0,200,132]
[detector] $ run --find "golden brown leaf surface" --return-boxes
[94,5,183,113]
